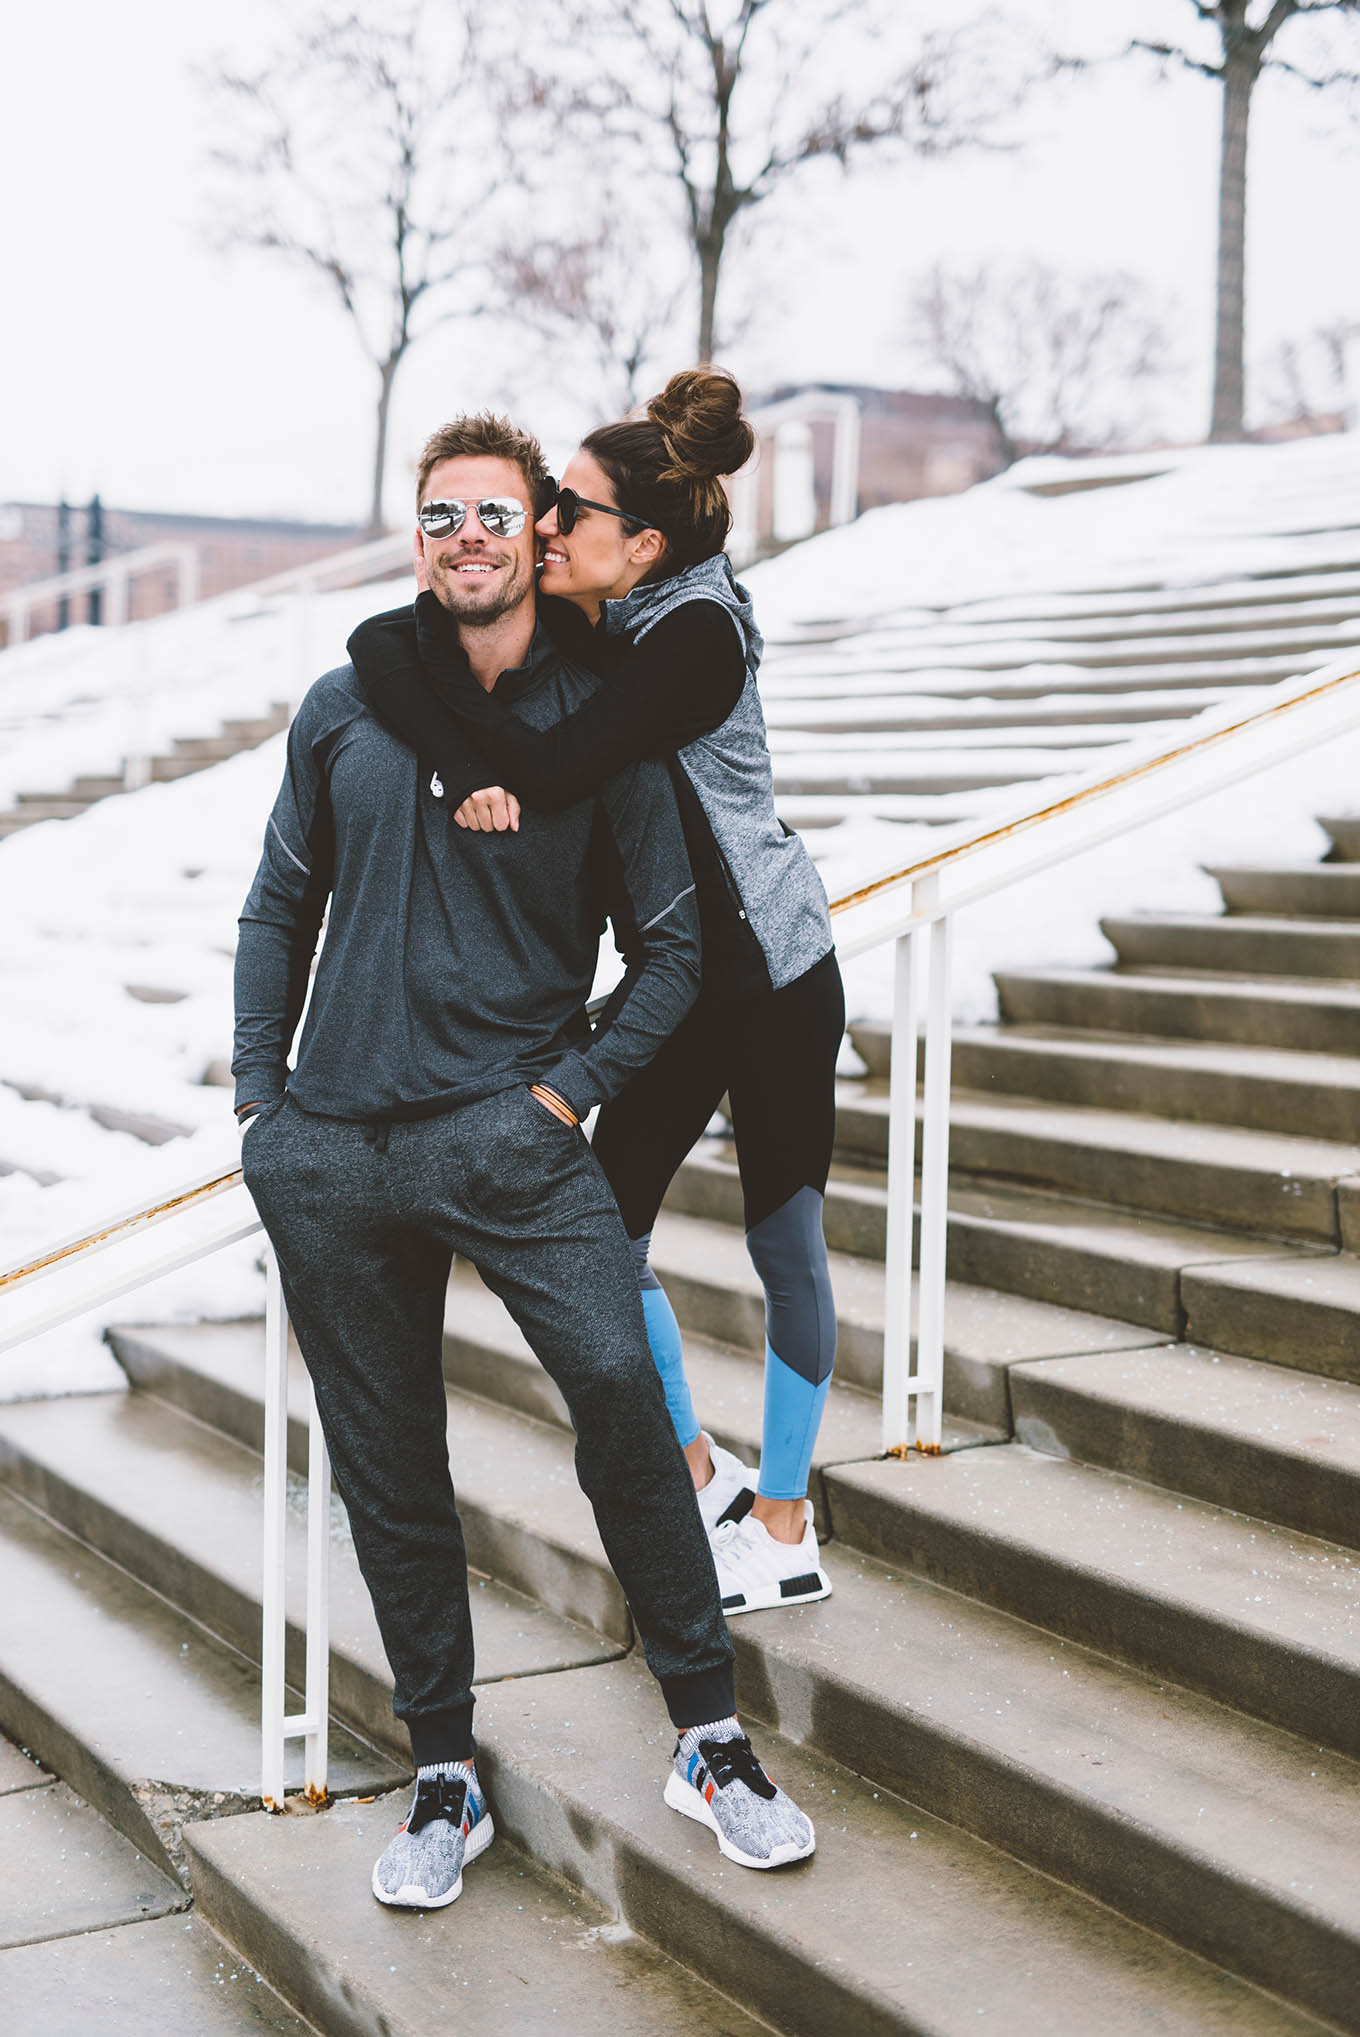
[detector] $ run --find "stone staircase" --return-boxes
[0,705,291,838]
[760,562,1360,830]
[5,825,1360,2029]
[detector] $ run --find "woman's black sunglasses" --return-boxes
[550,483,652,536]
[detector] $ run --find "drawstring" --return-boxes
[360,1119,392,1154]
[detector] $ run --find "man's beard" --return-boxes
[428,549,534,626]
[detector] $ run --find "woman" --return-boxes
[349,369,844,1615]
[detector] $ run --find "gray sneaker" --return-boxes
[665,1724,815,1869]
[371,1763,494,1908]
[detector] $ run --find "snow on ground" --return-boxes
[4,433,1360,1398]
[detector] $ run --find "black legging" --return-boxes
[592,949,845,1499]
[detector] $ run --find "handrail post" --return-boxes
[303,1381,330,1801]
[881,881,924,1454]
[261,1247,288,1811]
[915,901,954,1453]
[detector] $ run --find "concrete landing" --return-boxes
[0,1779,186,1950]
[0,1910,311,2034]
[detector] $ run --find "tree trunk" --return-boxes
[697,237,721,364]
[1209,46,1257,442]
[369,355,400,537]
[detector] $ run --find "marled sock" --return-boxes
[678,1716,741,1757]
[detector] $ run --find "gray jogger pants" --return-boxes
[242,1086,736,1765]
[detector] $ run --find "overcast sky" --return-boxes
[4,0,1359,528]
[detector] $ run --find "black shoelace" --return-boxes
[406,1773,468,1834]
[700,1734,776,1801]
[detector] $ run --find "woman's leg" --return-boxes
[725,951,845,1539]
[592,991,730,1470]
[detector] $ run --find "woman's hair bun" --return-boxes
[646,366,755,484]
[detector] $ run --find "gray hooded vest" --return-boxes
[602,554,834,996]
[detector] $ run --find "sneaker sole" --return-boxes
[720,1567,832,1617]
[370,1811,496,1909]
[663,1770,815,1870]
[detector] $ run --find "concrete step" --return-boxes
[763,653,1314,701]
[221,711,290,741]
[830,1084,1360,1242]
[1209,861,1360,918]
[0,1483,399,1883]
[665,1142,1316,1332]
[764,689,1216,734]
[0,1777,187,1951]
[187,1798,773,2037]
[439,1261,885,1533]
[772,760,1065,797]
[69,772,127,799]
[731,1542,1360,2035]
[1103,910,1360,980]
[13,786,98,808]
[171,734,254,760]
[828,1444,1360,1763]
[1009,1341,1360,1546]
[0,1911,312,2035]
[996,964,1360,1054]
[1181,1250,1360,1386]
[0,1391,617,1763]
[1320,813,1360,862]
[150,754,214,782]
[646,1207,1165,1429]
[0,799,91,823]
[472,1656,1329,2037]
[944,1025,1360,1141]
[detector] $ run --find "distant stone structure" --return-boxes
[729,382,1007,562]
[0,500,364,641]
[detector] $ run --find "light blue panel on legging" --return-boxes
[759,1343,831,1499]
[630,1232,701,1448]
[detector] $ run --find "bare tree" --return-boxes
[1127,2,1360,444]
[907,261,1174,464]
[531,2,1029,364]
[500,211,689,415]
[1258,319,1351,428]
[204,9,505,534]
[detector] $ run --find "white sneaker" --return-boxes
[694,1432,756,1535]
[711,1502,831,1615]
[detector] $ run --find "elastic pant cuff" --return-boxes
[659,1661,737,1733]
[405,1700,476,1768]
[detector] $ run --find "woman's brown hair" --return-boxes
[583,367,756,574]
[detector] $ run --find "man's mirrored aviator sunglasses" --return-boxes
[418,497,529,539]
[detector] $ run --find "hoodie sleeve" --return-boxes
[230,685,341,1112]
[538,756,700,1117]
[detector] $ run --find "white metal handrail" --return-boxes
[830,646,1360,1455]
[0,1163,329,1811]
[4,640,1360,1804]
[3,545,201,645]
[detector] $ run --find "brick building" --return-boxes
[0,501,365,642]
[731,383,1008,562]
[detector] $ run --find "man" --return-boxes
[232,412,814,1911]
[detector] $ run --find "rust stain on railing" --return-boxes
[828,662,1360,920]
[0,1168,244,1294]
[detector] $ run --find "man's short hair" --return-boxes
[415,413,555,518]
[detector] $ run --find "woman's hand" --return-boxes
[413,530,432,596]
[454,786,521,832]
